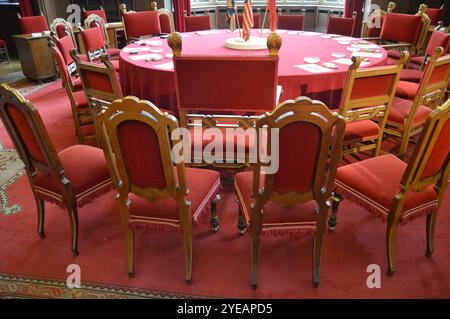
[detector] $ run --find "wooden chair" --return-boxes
[327,11,356,37]
[18,13,49,34]
[96,96,221,282]
[50,18,76,44]
[184,15,212,32]
[363,12,430,65]
[159,8,175,34]
[0,39,10,64]
[84,14,121,60]
[122,11,161,43]
[83,7,108,23]
[48,39,94,144]
[235,97,345,288]
[277,11,305,31]
[0,84,112,256]
[330,99,450,276]
[338,52,408,158]
[169,32,282,169]
[426,4,445,26]
[362,1,396,38]
[386,47,450,157]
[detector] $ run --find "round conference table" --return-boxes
[119,29,388,113]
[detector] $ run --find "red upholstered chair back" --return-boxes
[18,15,49,34]
[184,15,212,32]
[277,15,304,31]
[48,40,71,86]
[327,16,355,37]
[426,7,444,25]
[97,96,186,201]
[401,99,450,190]
[173,56,279,114]
[254,98,345,203]
[159,11,174,34]
[54,34,78,68]
[56,24,68,38]
[426,31,450,57]
[0,84,61,176]
[380,13,422,45]
[80,27,107,61]
[418,48,450,98]
[83,9,107,23]
[123,11,161,41]
[238,14,261,29]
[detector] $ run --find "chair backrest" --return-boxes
[253,97,345,206]
[417,47,450,105]
[48,39,76,91]
[363,2,396,37]
[401,99,450,193]
[277,14,304,31]
[18,15,49,34]
[339,53,408,124]
[415,4,432,52]
[238,13,261,29]
[381,13,423,46]
[327,14,355,37]
[0,84,62,177]
[122,11,161,41]
[426,5,444,25]
[426,31,450,57]
[84,14,110,46]
[83,8,108,23]
[79,26,107,62]
[184,15,211,32]
[169,32,281,125]
[159,8,175,34]
[71,51,123,113]
[52,33,79,75]
[50,18,76,43]
[97,96,187,203]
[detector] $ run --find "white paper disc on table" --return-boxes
[225,37,267,50]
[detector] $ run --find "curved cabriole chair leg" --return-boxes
[426,212,437,257]
[313,203,329,288]
[210,194,221,233]
[237,205,247,236]
[386,221,398,277]
[35,195,45,239]
[328,192,343,232]
[68,205,79,257]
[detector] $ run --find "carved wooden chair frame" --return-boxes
[84,13,111,48]
[96,96,212,282]
[243,97,345,288]
[384,47,450,157]
[168,31,282,169]
[0,84,82,256]
[339,52,408,157]
[50,18,77,46]
[158,8,175,34]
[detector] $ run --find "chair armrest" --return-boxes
[380,42,412,50]
[360,37,382,43]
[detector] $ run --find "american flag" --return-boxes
[242,0,254,41]
[226,0,237,32]
[268,0,277,32]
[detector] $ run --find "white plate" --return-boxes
[331,53,346,58]
[304,57,320,64]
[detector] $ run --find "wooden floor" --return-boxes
[0,59,25,84]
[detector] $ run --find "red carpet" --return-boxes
[0,82,449,299]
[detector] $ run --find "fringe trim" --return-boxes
[192,180,222,228]
[129,221,182,233]
[335,184,438,226]
[260,226,317,240]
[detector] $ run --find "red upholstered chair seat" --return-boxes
[184,15,212,32]
[395,81,420,100]
[235,171,317,235]
[408,56,426,69]
[277,15,304,31]
[335,154,438,223]
[388,97,432,128]
[72,90,90,109]
[0,39,6,47]
[128,167,221,230]
[344,120,380,141]
[106,48,121,59]
[34,145,112,207]
[18,16,49,34]
[327,16,354,37]
[387,50,402,60]
[400,69,423,83]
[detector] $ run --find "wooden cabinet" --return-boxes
[13,34,56,82]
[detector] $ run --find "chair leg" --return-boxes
[183,228,193,284]
[237,206,247,235]
[328,192,343,232]
[313,204,329,288]
[210,194,221,233]
[398,133,410,159]
[126,228,135,277]
[386,220,398,276]
[251,233,261,290]
[67,205,79,257]
[426,212,437,257]
[35,195,45,239]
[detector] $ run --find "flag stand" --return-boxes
[260,1,269,37]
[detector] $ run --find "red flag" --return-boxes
[268,0,277,31]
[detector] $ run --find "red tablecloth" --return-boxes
[120,29,388,113]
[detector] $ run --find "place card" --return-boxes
[332,58,370,66]
[153,62,174,70]
[295,64,331,73]
[130,54,161,61]
[303,32,320,36]
[136,40,162,46]
[123,47,151,53]
[352,51,383,58]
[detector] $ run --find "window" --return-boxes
[190,1,344,7]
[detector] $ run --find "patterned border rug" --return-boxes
[0,273,210,299]
[0,149,25,215]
